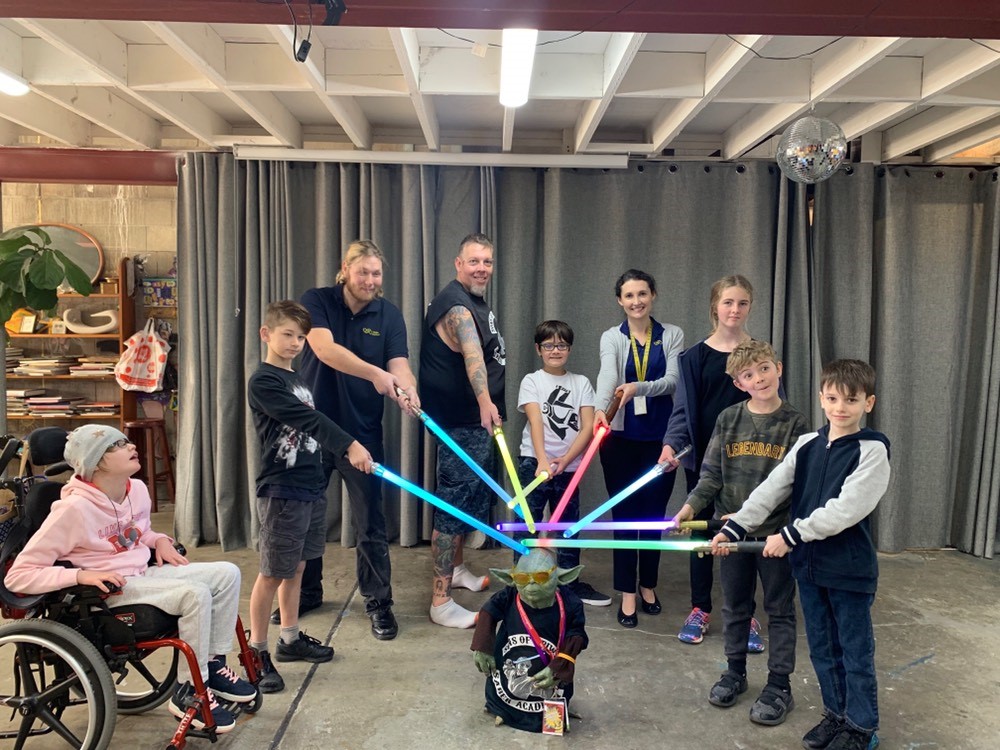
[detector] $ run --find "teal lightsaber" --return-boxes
[373,463,529,555]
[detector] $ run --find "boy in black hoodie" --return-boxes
[712,360,889,750]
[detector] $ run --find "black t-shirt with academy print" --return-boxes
[481,586,587,733]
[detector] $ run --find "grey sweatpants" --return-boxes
[113,561,241,681]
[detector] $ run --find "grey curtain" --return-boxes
[177,155,999,559]
[812,165,1000,557]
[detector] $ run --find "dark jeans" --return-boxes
[301,442,392,614]
[685,467,716,612]
[600,435,675,594]
[798,580,879,732]
[720,544,796,679]
[432,426,497,535]
[512,456,580,570]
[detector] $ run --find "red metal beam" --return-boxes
[0,0,996,38]
[0,148,179,185]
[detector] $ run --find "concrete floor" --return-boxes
[5,507,999,750]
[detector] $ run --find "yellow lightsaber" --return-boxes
[493,426,536,532]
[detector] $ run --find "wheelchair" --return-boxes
[0,428,263,749]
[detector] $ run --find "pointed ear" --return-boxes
[490,568,514,587]
[557,565,583,585]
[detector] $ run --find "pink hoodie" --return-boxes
[4,476,172,595]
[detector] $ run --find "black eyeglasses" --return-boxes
[105,438,132,453]
[539,343,570,352]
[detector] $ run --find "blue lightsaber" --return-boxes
[373,463,529,555]
[563,446,691,538]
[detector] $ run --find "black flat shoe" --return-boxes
[370,607,399,641]
[617,605,638,628]
[640,594,662,615]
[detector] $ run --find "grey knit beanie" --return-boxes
[64,425,129,480]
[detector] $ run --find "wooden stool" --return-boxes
[124,418,175,513]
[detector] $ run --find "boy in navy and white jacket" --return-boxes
[711,359,890,750]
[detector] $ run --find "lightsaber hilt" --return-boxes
[393,385,423,417]
[605,389,624,423]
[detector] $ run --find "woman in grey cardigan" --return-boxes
[594,269,684,628]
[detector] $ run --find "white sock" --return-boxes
[429,599,477,629]
[279,626,299,645]
[452,563,489,592]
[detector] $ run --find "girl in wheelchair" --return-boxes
[4,424,255,734]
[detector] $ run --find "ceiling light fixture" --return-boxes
[499,28,538,108]
[0,69,29,97]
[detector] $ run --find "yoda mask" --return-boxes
[470,549,589,732]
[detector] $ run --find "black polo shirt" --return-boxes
[299,285,409,446]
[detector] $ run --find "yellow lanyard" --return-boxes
[629,321,653,382]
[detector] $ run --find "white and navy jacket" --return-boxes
[720,425,891,594]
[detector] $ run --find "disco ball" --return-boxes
[775,116,847,184]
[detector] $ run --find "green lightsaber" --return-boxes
[522,538,765,554]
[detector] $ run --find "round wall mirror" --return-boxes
[0,223,105,288]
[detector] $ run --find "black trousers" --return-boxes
[599,435,676,594]
[301,442,392,613]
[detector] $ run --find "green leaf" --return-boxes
[0,255,30,293]
[24,285,58,312]
[28,249,67,289]
[0,292,26,327]
[50,249,92,295]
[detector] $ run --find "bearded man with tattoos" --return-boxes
[419,233,507,628]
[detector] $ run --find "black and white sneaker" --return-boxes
[569,580,612,606]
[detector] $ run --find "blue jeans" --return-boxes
[513,456,580,570]
[798,580,879,732]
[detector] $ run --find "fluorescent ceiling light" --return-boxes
[0,69,29,96]
[499,28,538,108]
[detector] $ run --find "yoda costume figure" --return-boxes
[471,549,588,732]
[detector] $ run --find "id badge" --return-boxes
[632,395,647,415]
[542,698,567,735]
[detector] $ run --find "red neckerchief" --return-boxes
[515,590,565,667]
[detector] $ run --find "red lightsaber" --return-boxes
[548,390,623,524]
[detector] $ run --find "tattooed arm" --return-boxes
[440,304,501,433]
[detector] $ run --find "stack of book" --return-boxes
[6,387,46,417]
[76,402,121,418]
[70,356,119,377]
[5,346,23,373]
[26,395,88,418]
[12,356,82,377]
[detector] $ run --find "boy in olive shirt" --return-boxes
[674,340,808,726]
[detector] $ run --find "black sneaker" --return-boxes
[206,657,256,703]
[569,580,612,607]
[749,685,794,725]
[708,670,748,707]
[275,631,334,663]
[369,606,399,641]
[269,599,322,625]
[802,714,845,749]
[168,683,236,733]
[827,728,878,750]
[253,648,285,694]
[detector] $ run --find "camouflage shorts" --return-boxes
[433,426,498,535]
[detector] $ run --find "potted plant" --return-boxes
[0,226,92,434]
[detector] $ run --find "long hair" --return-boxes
[335,240,386,298]
[708,274,754,332]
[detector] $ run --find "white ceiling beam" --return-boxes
[0,92,91,146]
[923,115,1000,162]
[326,48,408,96]
[16,18,227,147]
[722,36,904,159]
[501,107,515,152]
[388,28,440,151]
[34,86,160,149]
[268,24,372,150]
[614,51,703,97]
[227,43,312,91]
[824,57,922,103]
[573,32,645,153]
[882,106,1000,160]
[21,39,109,87]
[147,22,302,149]
[931,66,1000,105]
[829,101,914,140]
[922,39,1000,99]
[650,34,768,155]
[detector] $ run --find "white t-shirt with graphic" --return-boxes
[518,369,596,473]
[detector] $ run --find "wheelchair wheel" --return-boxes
[114,646,179,714]
[0,618,117,750]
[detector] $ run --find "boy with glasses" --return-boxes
[5,424,256,734]
[513,320,610,606]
